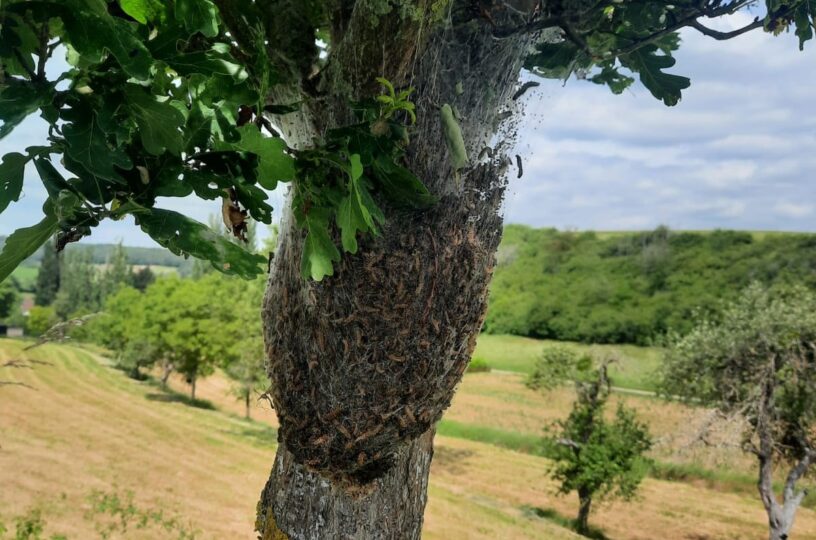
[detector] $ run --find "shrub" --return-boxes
[466,357,491,373]
[25,306,57,337]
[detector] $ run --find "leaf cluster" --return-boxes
[519,0,816,105]
[292,79,435,280]
[0,1,433,283]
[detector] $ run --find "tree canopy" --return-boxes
[2,0,814,283]
[662,283,816,539]
[528,347,652,534]
[486,226,816,344]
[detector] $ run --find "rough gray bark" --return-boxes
[256,429,435,540]
[258,3,536,538]
[756,371,813,540]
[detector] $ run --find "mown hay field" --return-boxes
[1,339,814,539]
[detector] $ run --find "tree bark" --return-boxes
[755,369,810,540]
[246,391,251,420]
[160,358,173,388]
[576,490,592,535]
[190,372,197,401]
[258,3,536,538]
[256,429,435,540]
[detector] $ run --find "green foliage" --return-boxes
[291,80,433,280]
[526,346,592,391]
[486,226,816,345]
[223,279,267,418]
[545,401,652,500]
[0,507,66,540]
[12,508,44,540]
[521,1,815,105]
[53,249,101,319]
[0,279,17,319]
[136,209,266,277]
[0,3,431,283]
[87,271,267,397]
[85,489,197,540]
[0,152,26,213]
[540,363,652,533]
[34,239,60,306]
[26,306,57,337]
[3,0,809,284]
[466,357,491,373]
[662,283,816,464]
[131,266,156,292]
[99,243,134,299]
[375,77,416,123]
[0,201,62,286]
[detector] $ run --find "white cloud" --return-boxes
[774,202,814,218]
[696,160,758,189]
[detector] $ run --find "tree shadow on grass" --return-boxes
[432,446,475,475]
[145,391,215,410]
[521,505,609,540]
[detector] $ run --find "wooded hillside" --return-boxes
[485,226,816,344]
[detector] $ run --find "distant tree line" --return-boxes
[15,219,270,417]
[485,226,816,345]
[0,235,195,271]
[84,273,267,412]
[28,241,156,324]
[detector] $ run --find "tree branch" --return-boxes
[688,17,764,40]
[783,448,815,502]
[491,0,782,60]
[556,437,582,450]
[211,0,259,55]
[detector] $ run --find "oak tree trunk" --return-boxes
[256,429,435,540]
[258,4,536,538]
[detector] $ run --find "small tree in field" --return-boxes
[531,348,652,535]
[223,278,267,419]
[662,283,816,540]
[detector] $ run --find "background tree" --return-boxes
[89,286,151,377]
[34,238,60,306]
[222,278,266,419]
[131,266,156,292]
[160,275,241,400]
[530,347,652,535]
[99,242,133,299]
[25,305,58,337]
[53,250,100,320]
[662,283,816,540]
[0,279,17,320]
[2,1,815,538]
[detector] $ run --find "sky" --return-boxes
[1,11,815,248]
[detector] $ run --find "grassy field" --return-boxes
[9,265,38,291]
[473,334,663,391]
[2,339,814,539]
